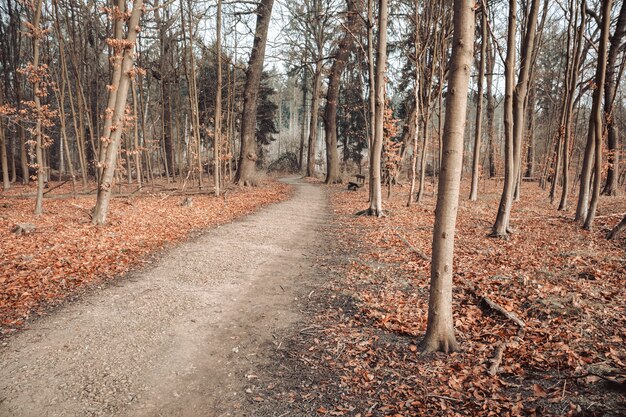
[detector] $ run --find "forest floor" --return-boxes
[0,176,324,416]
[248,178,625,417]
[1,177,625,416]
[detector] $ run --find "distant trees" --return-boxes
[0,0,624,230]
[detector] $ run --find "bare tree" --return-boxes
[582,0,614,230]
[601,0,626,196]
[365,0,388,217]
[92,0,144,224]
[214,0,222,195]
[421,0,475,354]
[323,0,360,184]
[492,0,540,237]
[469,9,487,201]
[235,0,275,186]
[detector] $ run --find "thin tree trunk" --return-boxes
[31,0,45,215]
[485,33,496,178]
[492,0,539,237]
[407,60,420,207]
[366,0,388,217]
[0,116,8,191]
[299,54,308,171]
[584,0,613,229]
[307,61,323,177]
[559,2,586,210]
[92,0,144,224]
[214,0,222,195]
[421,0,475,354]
[470,9,487,201]
[492,0,517,236]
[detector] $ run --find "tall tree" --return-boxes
[92,0,144,224]
[29,0,46,215]
[581,0,613,229]
[469,8,487,201]
[235,0,275,186]
[421,0,475,354]
[365,0,388,217]
[601,0,626,196]
[323,0,360,184]
[214,0,222,196]
[492,0,540,237]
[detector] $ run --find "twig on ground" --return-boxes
[395,231,429,261]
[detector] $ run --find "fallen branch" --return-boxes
[479,295,525,329]
[71,203,93,219]
[43,180,69,195]
[395,232,429,261]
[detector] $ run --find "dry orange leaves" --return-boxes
[0,180,291,334]
[303,179,625,416]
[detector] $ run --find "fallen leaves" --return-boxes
[281,179,625,416]
[0,179,291,334]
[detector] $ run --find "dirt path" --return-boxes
[0,178,327,417]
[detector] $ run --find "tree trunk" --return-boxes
[0,87,8,190]
[470,9,487,201]
[584,0,613,230]
[491,0,516,236]
[366,0,388,217]
[298,53,308,171]
[306,61,323,177]
[92,0,144,225]
[324,0,358,184]
[559,3,586,210]
[31,0,45,215]
[235,0,274,186]
[485,34,496,178]
[607,214,626,239]
[601,0,626,196]
[421,0,475,354]
[96,0,126,182]
[214,0,222,195]
[0,117,8,191]
[492,0,539,237]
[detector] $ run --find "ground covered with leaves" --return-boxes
[255,179,625,416]
[0,180,291,334]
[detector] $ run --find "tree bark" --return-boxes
[235,0,274,186]
[31,0,45,215]
[324,0,359,184]
[214,0,222,195]
[421,0,475,354]
[492,0,539,237]
[469,9,487,201]
[559,3,586,210]
[601,0,626,196]
[306,60,323,177]
[583,0,613,230]
[366,0,388,217]
[92,0,144,225]
[485,33,496,178]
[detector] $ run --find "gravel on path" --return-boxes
[0,178,327,417]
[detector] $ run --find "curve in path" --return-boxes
[0,178,327,417]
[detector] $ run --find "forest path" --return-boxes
[0,177,328,417]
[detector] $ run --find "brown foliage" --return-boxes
[293,180,625,415]
[0,180,290,334]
